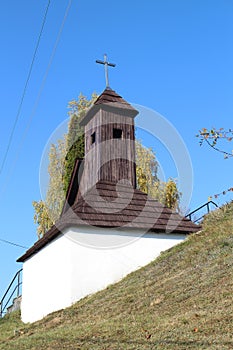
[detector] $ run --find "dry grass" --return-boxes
[1,202,233,349]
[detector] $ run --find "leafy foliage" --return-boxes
[136,141,181,210]
[161,178,181,211]
[46,140,67,222]
[197,127,233,200]
[32,201,54,239]
[63,93,98,194]
[208,187,233,201]
[197,127,233,159]
[33,93,97,237]
[135,141,158,193]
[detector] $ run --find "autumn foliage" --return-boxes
[197,127,233,200]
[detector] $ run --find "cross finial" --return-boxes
[96,54,116,89]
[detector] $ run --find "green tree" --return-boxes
[46,139,67,221]
[32,139,66,238]
[161,178,181,211]
[33,93,97,237]
[32,200,54,239]
[63,93,98,194]
[135,140,158,194]
[136,141,181,210]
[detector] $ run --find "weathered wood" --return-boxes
[80,91,137,195]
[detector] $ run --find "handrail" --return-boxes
[186,201,218,223]
[0,268,23,317]
[1,283,22,315]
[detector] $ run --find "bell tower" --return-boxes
[79,88,139,194]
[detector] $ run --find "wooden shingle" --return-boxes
[18,180,200,262]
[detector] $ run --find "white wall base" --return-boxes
[21,227,186,323]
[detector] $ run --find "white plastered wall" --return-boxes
[21,226,186,323]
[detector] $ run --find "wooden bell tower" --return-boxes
[79,88,139,194]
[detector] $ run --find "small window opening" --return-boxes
[91,132,96,144]
[113,128,122,139]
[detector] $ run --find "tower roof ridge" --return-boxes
[80,88,138,126]
[94,88,130,106]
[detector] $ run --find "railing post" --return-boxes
[185,201,218,223]
[17,271,20,297]
[0,268,23,317]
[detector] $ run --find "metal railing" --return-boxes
[186,201,218,223]
[0,268,23,317]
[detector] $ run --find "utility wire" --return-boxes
[0,0,73,249]
[0,0,73,199]
[0,238,29,250]
[0,0,73,265]
[0,0,51,176]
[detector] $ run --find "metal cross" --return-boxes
[96,54,116,88]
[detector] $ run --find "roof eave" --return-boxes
[17,220,200,263]
[80,103,138,126]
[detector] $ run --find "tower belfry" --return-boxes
[79,88,139,195]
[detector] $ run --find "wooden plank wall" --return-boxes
[80,108,136,195]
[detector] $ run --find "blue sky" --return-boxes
[0,0,233,297]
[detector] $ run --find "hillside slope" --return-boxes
[0,203,233,350]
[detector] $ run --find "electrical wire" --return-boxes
[0,1,73,250]
[0,0,73,199]
[0,0,51,176]
[0,238,28,250]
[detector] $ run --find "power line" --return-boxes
[0,0,51,176]
[0,0,73,199]
[0,0,73,269]
[0,238,28,250]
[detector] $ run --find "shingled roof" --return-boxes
[61,181,200,232]
[18,180,201,262]
[94,88,135,108]
[80,88,138,126]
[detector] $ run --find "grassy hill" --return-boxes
[1,203,233,350]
